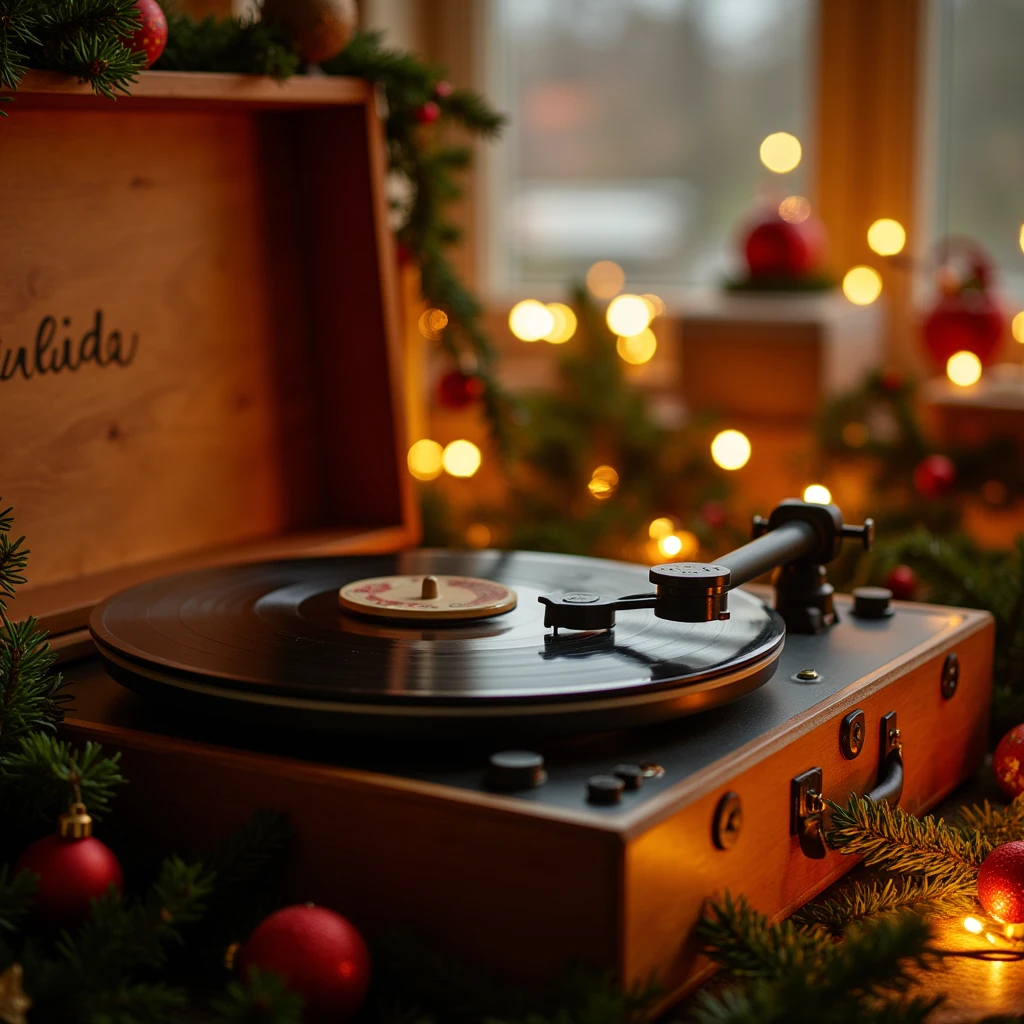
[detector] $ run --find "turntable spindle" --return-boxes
[421,576,440,599]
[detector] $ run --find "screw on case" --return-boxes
[840,709,866,760]
[712,791,743,850]
[941,652,959,699]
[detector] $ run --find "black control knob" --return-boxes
[587,774,625,805]
[852,586,893,619]
[612,764,645,791]
[486,751,547,791]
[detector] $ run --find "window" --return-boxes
[486,0,815,294]
[931,0,1024,295]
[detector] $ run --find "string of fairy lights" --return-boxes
[404,127,1024,553]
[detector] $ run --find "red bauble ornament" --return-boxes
[922,239,1004,368]
[742,209,826,280]
[913,454,957,498]
[994,724,1024,798]
[238,904,370,1022]
[124,0,167,68]
[977,841,1024,923]
[16,802,123,925]
[437,370,484,409]
[416,101,441,125]
[700,500,727,529]
[434,80,454,99]
[886,565,918,601]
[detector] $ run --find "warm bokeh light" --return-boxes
[658,530,698,560]
[842,266,883,305]
[1012,311,1024,343]
[711,429,751,471]
[1019,224,1024,254]
[417,308,449,340]
[544,302,577,344]
[659,534,683,557]
[616,328,658,365]
[946,350,982,387]
[586,260,625,299]
[588,465,619,500]
[759,132,802,173]
[867,218,906,256]
[465,523,491,548]
[648,517,675,540]
[442,439,482,478]
[508,299,555,342]
[642,293,666,317]
[407,438,444,481]
[803,484,832,505]
[842,422,869,448]
[606,294,652,337]
[778,195,811,223]
[964,917,984,935]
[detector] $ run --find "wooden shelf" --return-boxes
[6,69,372,110]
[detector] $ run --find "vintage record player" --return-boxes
[2,73,994,1012]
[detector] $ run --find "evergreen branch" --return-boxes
[826,796,989,882]
[794,875,978,934]
[51,32,143,99]
[38,0,141,41]
[211,968,305,1024]
[957,794,1024,847]
[441,87,506,135]
[698,893,827,980]
[156,12,300,78]
[0,864,35,933]
[56,856,214,988]
[0,504,29,606]
[0,735,123,821]
[0,614,68,752]
[694,907,941,1024]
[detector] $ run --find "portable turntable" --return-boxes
[1,75,994,1013]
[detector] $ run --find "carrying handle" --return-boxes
[792,711,904,859]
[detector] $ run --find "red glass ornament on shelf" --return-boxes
[742,207,827,280]
[437,370,484,410]
[416,101,441,125]
[994,724,1024,798]
[977,841,1024,923]
[912,454,956,498]
[885,565,917,601]
[922,238,1004,368]
[15,802,123,925]
[238,904,370,1022]
[124,0,167,68]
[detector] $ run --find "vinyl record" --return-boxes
[89,550,785,736]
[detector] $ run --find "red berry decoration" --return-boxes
[124,0,167,68]
[922,238,1004,368]
[977,841,1024,923]
[994,724,1024,798]
[885,565,918,601]
[742,208,827,280]
[416,101,441,125]
[437,370,484,410]
[16,802,123,925]
[434,80,454,99]
[913,454,957,498]
[238,904,370,1022]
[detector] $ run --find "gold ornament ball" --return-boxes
[262,0,358,65]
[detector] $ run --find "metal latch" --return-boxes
[791,710,905,860]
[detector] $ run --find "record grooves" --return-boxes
[90,550,785,736]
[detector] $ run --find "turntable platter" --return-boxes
[89,550,785,736]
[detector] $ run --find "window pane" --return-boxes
[934,0,1024,292]
[489,0,815,291]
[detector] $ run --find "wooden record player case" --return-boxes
[2,70,417,645]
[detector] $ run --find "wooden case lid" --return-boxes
[0,72,416,633]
